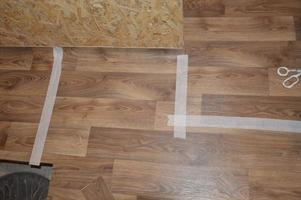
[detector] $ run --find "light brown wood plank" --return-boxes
[185,41,300,68]
[82,177,115,200]
[202,94,301,120]
[250,170,301,200]
[183,0,225,17]
[2,122,90,157]
[48,187,86,200]
[268,67,301,96]
[188,67,269,97]
[224,0,301,17]
[111,160,249,200]
[51,97,156,130]
[184,17,296,42]
[114,193,137,200]
[0,70,49,96]
[58,71,176,101]
[0,95,44,123]
[0,48,32,70]
[75,48,179,74]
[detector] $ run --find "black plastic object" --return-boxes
[0,172,49,200]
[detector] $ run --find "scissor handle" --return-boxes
[277,67,290,76]
[282,74,300,89]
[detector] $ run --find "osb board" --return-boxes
[0,0,183,48]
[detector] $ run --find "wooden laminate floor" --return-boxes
[0,0,301,199]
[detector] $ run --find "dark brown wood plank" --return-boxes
[31,47,77,71]
[46,155,114,191]
[111,159,249,200]
[51,97,156,130]
[87,127,301,170]
[225,0,301,17]
[184,17,296,42]
[0,70,50,96]
[201,94,301,120]
[295,17,301,41]
[183,0,225,17]
[75,48,179,74]
[0,48,32,70]
[58,71,176,101]
[185,41,300,68]
[1,121,90,157]
[31,48,53,70]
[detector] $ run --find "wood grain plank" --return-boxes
[0,121,9,149]
[58,71,176,101]
[225,0,301,16]
[51,97,156,130]
[137,196,172,200]
[0,70,49,96]
[87,127,301,170]
[0,150,113,185]
[114,193,137,200]
[31,48,53,71]
[0,95,44,123]
[295,17,301,41]
[82,177,115,200]
[154,101,202,131]
[250,170,301,200]
[202,94,301,120]
[2,122,90,157]
[188,67,269,97]
[268,67,301,96]
[184,17,296,42]
[75,48,179,74]
[183,0,225,17]
[111,160,249,200]
[31,47,77,71]
[48,187,86,200]
[47,155,113,191]
[0,48,32,70]
[185,41,299,68]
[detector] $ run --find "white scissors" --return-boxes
[277,67,301,89]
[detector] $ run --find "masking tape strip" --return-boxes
[168,115,301,133]
[173,55,188,139]
[30,47,63,166]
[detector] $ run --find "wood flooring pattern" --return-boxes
[0,0,301,199]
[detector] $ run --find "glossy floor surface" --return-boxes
[0,0,301,199]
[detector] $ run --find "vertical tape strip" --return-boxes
[168,115,301,133]
[174,55,188,139]
[30,47,63,166]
